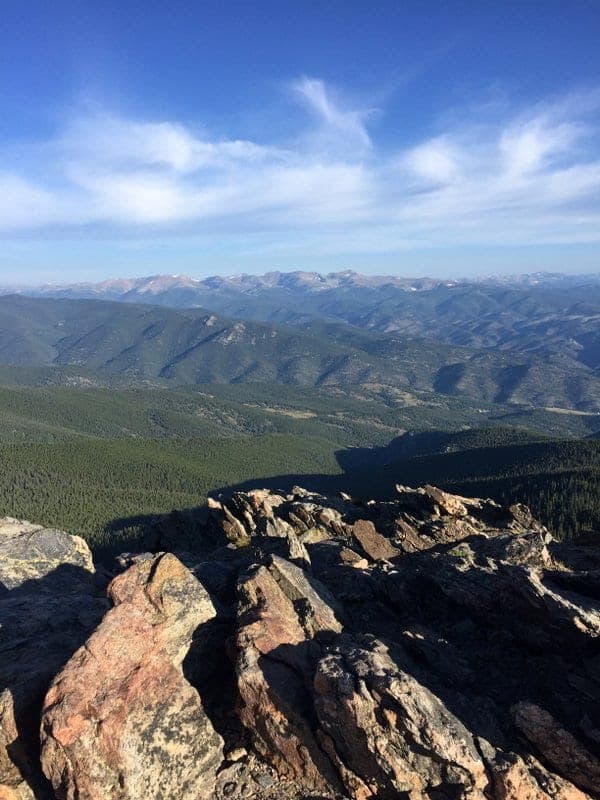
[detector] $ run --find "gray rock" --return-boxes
[0,518,106,799]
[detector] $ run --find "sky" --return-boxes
[1,0,600,283]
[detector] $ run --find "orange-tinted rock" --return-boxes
[0,784,35,800]
[489,751,591,800]
[424,485,469,516]
[40,553,223,800]
[314,635,489,799]
[351,519,399,562]
[235,557,343,792]
[512,703,600,795]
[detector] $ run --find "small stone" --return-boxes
[227,747,248,762]
[255,773,274,789]
[352,519,400,562]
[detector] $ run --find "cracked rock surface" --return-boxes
[1,483,599,799]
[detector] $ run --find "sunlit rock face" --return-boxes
[2,484,600,800]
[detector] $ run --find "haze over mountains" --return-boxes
[3,4,600,798]
[4,269,600,365]
[1,270,599,410]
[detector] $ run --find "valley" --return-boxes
[1,290,600,409]
[0,271,599,556]
[4,7,600,798]
[0,378,598,556]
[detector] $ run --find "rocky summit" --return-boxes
[1,485,600,800]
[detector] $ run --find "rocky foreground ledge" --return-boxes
[1,485,600,800]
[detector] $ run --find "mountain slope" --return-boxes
[0,295,399,386]
[7,270,600,369]
[354,433,600,540]
[1,294,599,409]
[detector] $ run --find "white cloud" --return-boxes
[402,137,461,184]
[291,76,374,153]
[1,81,600,256]
[61,112,289,174]
[499,117,584,177]
[0,173,78,228]
[63,115,199,171]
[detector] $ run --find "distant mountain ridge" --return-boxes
[3,269,598,370]
[3,268,600,298]
[1,294,599,411]
[0,270,452,297]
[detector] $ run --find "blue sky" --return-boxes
[1,0,600,282]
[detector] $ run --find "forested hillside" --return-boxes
[0,386,597,554]
[0,283,598,556]
[0,434,345,557]
[1,294,599,410]
[1,381,599,445]
[355,436,600,541]
[10,271,599,369]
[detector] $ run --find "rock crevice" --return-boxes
[1,483,599,799]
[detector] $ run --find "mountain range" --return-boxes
[1,292,599,411]
[3,270,599,370]
[5,269,600,297]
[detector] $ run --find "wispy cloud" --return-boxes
[61,112,288,172]
[1,81,600,256]
[291,76,374,154]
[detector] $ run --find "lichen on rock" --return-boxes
[2,484,600,800]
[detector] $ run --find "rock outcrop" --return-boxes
[0,518,106,800]
[3,485,600,799]
[234,556,344,793]
[40,553,223,800]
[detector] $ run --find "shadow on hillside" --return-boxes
[100,471,346,564]
[103,426,558,563]
[103,426,593,563]
[98,434,415,563]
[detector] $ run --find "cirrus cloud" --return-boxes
[1,79,600,257]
